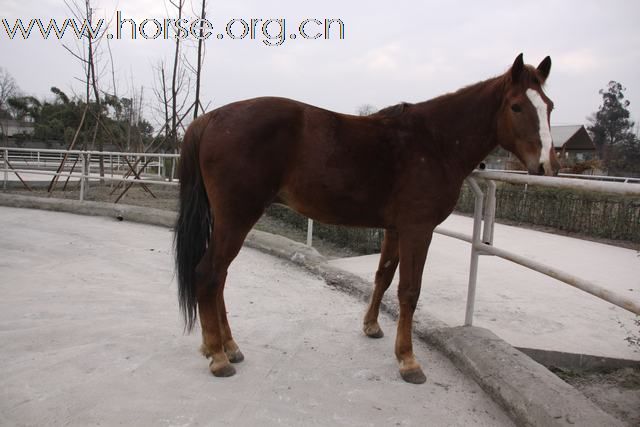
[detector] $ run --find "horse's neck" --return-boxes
[416,77,505,176]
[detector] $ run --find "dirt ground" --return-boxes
[554,367,640,426]
[6,182,359,258]
[4,181,639,425]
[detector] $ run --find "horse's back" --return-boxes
[194,97,403,226]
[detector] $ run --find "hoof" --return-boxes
[363,323,384,339]
[210,361,236,378]
[226,348,245,364]
[400,367,426,384]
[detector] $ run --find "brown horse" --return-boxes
[175,54,560,384]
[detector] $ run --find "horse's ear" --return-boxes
[537,56,552,83]
[511,53,524,82]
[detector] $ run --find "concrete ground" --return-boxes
[330,214,640,361]
[0,207,513,426]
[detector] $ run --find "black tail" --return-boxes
[174,118,211,332]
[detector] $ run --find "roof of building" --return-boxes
[551,125,595,150]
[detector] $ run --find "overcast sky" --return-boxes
[2,0,639,130]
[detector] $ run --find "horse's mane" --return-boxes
[367,64,544,120]
[433,64,544,104]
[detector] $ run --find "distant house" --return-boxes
[551,125,596,162]
[483,124,597,170]
[0,118,35,137]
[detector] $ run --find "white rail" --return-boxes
[453,171,640,324]
[304,170,639,321]
[476,170,640,196]
[486,168,640,184]
[1,147,180,198]
[300,169,639,319]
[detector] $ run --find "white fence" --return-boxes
[2,147,180,200]
[3,147,639,321]
[436,171,640,323]
[306,169,640,321]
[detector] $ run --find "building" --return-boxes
[551,125,596,162]
[0,118,35,137]
[483,125,597,170]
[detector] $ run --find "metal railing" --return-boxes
[486,168,640,184]
[302,170,639,321]
[2,147,180,200]
[434,171,640,325]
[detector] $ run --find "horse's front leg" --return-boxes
[363,229,399,338]
[395,229,432,384]
[217,295,244,363]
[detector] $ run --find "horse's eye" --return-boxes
[511,104,522,113]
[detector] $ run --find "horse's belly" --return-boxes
[278,179,390,228]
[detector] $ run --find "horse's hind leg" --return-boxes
[218,295,244,363]
[197,218,255,377]
[199,283,243,365]
[363,229,399,338]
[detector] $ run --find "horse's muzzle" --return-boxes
[528,162,558,176]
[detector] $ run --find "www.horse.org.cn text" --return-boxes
[1,12,346,47]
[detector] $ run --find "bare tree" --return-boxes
[152,61,170,143]
[193,0,207,119]
[0,67,18,112]
[169,0,185,151]
[0,67,19,140]
[62,0,110,178]
[357,104,378,116]
[150,0,195,154]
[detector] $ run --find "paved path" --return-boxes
[330,214,640,361]
[0,207,512,426]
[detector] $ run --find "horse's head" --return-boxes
[497,54,560,176]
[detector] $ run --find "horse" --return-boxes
[174,54,560,384]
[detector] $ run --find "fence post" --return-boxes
[482,180,497,245]
[465,177,484,326]
[3,148,8,190]
[110,154,114,190]
[79,153,86,201]
[307,219,314,247]
[86,153,91,192]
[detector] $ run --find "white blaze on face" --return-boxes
[525,88,553,165]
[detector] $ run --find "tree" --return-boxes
[61,0,113,183]
[612,134,640,175]
[0,67,19,115]
[192,0,207,119]
[8,87,154,150]
[587,81,636,166]
[357,104,377,116]
[7,96,41,121]
[0,67,19,140]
